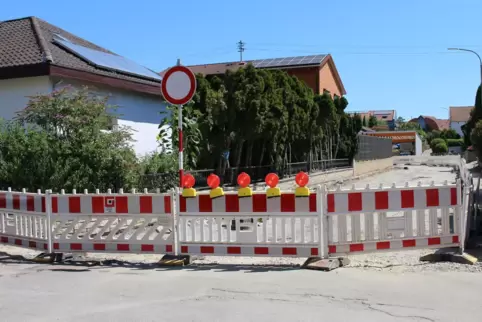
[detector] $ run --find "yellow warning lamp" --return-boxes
[295,171,310,197]
[181,174,197,198]
[237,172,252,198]
[265,173,281,198]
[208,174,224,199]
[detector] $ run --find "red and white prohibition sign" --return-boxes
[161,65,196,106]
[161,62,197,188]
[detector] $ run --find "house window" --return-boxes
[382,116,387,119]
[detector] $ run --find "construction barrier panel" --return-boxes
[0,171,469,261]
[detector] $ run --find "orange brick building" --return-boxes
[161,54,346,97]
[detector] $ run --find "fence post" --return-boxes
[317,185,329,258]
[45,189,53,254]
[173,188,180,256]
[455,179,465,253]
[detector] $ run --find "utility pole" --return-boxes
[237,40,245,62]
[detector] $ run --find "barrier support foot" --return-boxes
[420,248,478,265]
[301,257,350,271]
[31,252,64,264]
[158,254,190,267]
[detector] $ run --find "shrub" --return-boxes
[446,138,464,147]
[432,142,448,154]
[430,138,446,149]
[1,87,140,192]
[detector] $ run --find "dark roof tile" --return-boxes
[0,16,160,87]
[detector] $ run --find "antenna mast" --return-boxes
[237,40,245,62]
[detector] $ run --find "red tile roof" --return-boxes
[449,106,473,122]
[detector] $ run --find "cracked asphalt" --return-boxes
[0,258,480,322]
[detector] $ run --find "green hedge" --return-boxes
[446,138,464,147]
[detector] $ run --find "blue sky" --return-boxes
[3,0,482,120]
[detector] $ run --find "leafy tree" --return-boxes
[463,85,480,146]
[5,87,140,192]
[362,116,367,127]
[368,115,378,127]
[470,120,482,159]
[157,64,358,178]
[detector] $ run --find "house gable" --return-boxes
[0,16,161,96]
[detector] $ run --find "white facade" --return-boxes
[450,121,465,137]
[414,133,422,156]
[0,76,166,156]
[0,76,52,119]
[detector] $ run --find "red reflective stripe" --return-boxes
[26,195,35,211]
[254,247,269,254]
[309,193,317,212]
[280,194,295,212]
[166,245,173,253]
[181,246,188,253]
[140,196,153,213]
[91,196,104,213]
[180,196,187,212]
[227,246,241,254]
[28,241,36,248]
[0,193,6,209]
[117,244,130,251]
[452,236,459,243]
[141,244,154,252]
[200,246,214,254]
[198,195,212,212]
[41,196,46,212]
[401,190,414,208]
[225,194,239,212]
[69,196,81,213]
[14,239,22,246]
[348,193,362,212]
[0,236,8,243]
[12,195,20,210]
[252,194,267,212]
[328,245,336,253]
[376,241,390,250]
[70,243,82,250]
[327,194,335,213]
[164,195,172,214]
[375,191,389,210]
[428,237,441,245]
[93,244,106,251]
[426,189,439,207]
[282,247,297,255]
[51,196,58,213]
[115,196,128,213]
[311,248,319,256]
[349,243,364,252]
[402,239,416,247]
[450,188,457,205]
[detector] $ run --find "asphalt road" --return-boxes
[0,259,480,322]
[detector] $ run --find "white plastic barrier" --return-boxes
[326,181,462,255]
[0,189,50,251]
[178,190,323,257]
[49,190,175,254]
[0,180,467,260]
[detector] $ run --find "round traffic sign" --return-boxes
[161,65,196,105]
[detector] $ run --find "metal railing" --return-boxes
[185,159,351,188]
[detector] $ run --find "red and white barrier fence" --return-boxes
[0,172,468,261]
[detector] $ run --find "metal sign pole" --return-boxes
[178,104,183,188]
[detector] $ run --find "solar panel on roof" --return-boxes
[54,39,161,81]
[251,54,326,69]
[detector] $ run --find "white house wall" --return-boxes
[0,76,53,120]
[450,121,465,137]
[52,78,167,156]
